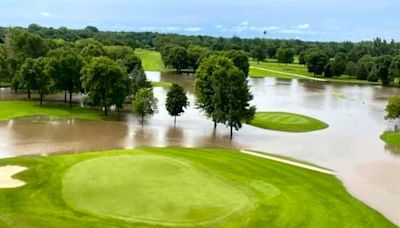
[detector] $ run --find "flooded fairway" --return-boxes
[0,71,400,224]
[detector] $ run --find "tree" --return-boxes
[166,83,189,125]
[370,55,393,85]
[305,50,329,76]
[79,39,105,60]
[298,51,306,65]
[224,50,250,76]
[130,66,151,96]
[251,46,267,63]
[357,63,369,80]
[0,45,8,88]
[345,61,358,78]
[122,54,142,73]
[195,55,230,129]
[81,57,129,115]
[330,53,346,77]
[324,62,333,78]
[132,88,158,124]
[187,45,209,71]
[357,55,374,80]
[276,48,294,66]
[167,45,189,72]
[47,47,83,108]
[385,96,400,120]
[210,60,256,139]
[389,55,400,84]
[18,57,54,104]
[104,45,135,61]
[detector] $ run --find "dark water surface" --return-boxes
[0,71,399,224]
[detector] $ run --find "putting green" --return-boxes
[62,154,261,226]
[249,112,329,132]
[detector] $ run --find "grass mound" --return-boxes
[0,148,394,227]
[380,131,400,147]
[0,100,102,121]
[249,112,329,132]
[135,49,167,72]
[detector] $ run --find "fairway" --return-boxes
[135,49,167,71]
[0,148,394,227]
[250,112,329,132]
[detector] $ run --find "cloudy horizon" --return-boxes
[0,0,399,42]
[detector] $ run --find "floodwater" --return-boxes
[1,71,400,225]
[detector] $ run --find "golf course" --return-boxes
[0,147,395,227]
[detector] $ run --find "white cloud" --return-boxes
[40,11,51,17]
[215,24,223,29]
[297,23,310,30]
[184,27,203,32]
[164,26,181,31]
[138,26,157,31]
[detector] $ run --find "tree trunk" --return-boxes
[104,105,108,116]
[64,90,67,103]
[214,120,217,129]
[69,91,72,109]
[230,125,233,140]
[174,116,176,126]
[28,89,31,99]
[40,94,43,105]
[141,114,144,125]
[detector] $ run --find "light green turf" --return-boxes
[249,112,329,132]
[249,61,381,85]
[151,81,172,88]
[0,100,103,121]
[62,154,256,226]
[0,148,394,227]
[380,132,400,147]
[135,49,168,72]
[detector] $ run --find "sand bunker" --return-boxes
[0,166,27,188]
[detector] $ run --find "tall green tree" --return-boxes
[251,46,267,63]
[132,88,158,124]
[305,50,329,76]
[187,45,209,71]
[345,61,358,78]
[18,57,54,104]
[166,83,189,125]
[211,60,256,139]
[276,48,294,66]
[166,45,189,72]
[195,55,230,129]
[224,50,250,76]
[47,47,83,108]
[389,55,400,84]
[81,57,129,115]
[130,66,151,96]
[370,55,393,85]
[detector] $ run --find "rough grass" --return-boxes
[0,148,394,227]
[249,112,329,132]
[380,132,400,147]
[0,100,103,121]
[135,49,167,72]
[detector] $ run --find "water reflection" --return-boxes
[0,72,400,224]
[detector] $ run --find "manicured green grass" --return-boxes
[249,112,329,132]
[135,49,168,72]
[249,61,381,85]
[151,81,172,88]
[0,100,103,121]
[0,148,394,227]
[380,132,400,147]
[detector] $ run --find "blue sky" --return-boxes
[0,0,399,41]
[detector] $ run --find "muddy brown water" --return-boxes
[0,71,400,224]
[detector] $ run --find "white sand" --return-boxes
[0,166,27,188]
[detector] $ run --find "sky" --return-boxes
[0,0,399,41]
